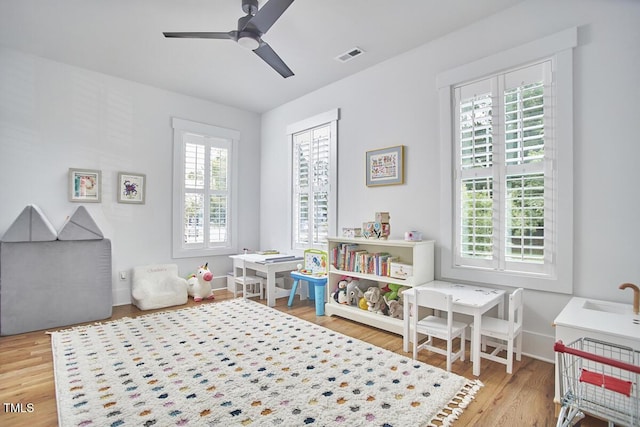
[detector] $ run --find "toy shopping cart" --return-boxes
[555,338,640,426]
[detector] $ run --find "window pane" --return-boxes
[185,142,205,189]
[460,178,493,259]
[505,81,545,165]
[296,193,309,244]
[209,195,227,243]
[460,93,493,169]
[312,128,330,189]
[313,191,328,244]
[294,132,310,188]
[210,146,228,191]
[184,193,203,244]
[505,174,545,263]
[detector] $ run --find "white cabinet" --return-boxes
[325,237,434,335]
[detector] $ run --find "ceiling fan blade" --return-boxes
[254,41,294,78]
[163,31,237,40]
[244,0,294,34]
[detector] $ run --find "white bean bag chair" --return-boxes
[131,264,188,310]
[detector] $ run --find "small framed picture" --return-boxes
[366,145,405,186]
[117,172,146,204]
[69,168,101,202]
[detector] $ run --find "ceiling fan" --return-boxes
[163,0,295,78]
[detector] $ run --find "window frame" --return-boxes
[437,28,576,294]
[172,117,239,258]
[287,109,339,251]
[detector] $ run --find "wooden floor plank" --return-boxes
[0,291,607,426]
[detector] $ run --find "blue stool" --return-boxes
[288,271,327,316]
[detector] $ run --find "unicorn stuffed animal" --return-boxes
[187,263,215,302]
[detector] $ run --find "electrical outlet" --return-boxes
[119,271,127,281]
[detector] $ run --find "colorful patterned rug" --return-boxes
[51,299,482,426]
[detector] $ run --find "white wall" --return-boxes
[260,0,640,361]
[0,47,262,305]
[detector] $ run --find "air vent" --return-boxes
[335,47,365,63]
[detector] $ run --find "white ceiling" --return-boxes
[0,0,524,113]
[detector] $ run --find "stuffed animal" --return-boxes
[187,262,215,302]
[332,279,349,304]
[349,287,365,307]
[383,283,409,301]
[358,296,369,310]
[364,286,386,315]
[345,277,367,306]
[384,296,403,319]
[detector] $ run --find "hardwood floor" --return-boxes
[0,290,607,426]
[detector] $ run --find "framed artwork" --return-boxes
[365,145,404,186]
[69,168,101,202]
[117,172,146,204]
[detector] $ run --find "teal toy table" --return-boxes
[288,271,327,315]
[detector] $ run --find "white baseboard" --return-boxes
[113,286,131,306]
[210,275,227,290]
[521,330,555,364]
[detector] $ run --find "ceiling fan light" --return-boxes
[238,35,260,50]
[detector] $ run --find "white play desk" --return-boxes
[229,253,302,307]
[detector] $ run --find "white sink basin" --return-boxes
[555,297,639,345]
[582,299,633,315]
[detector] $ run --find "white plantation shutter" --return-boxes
[459,88,493,170]
[312,126,330,243]
[181,134,231,248]
[184,141,205,244]
[293,131,311,245]
[172,118,238,257]
[453,60,553,275]
[505,173,545,264]
[460,177,493,261]
[208,145,229,243]
[293,124,331,247]
[456,79,495,268]
[288,109,339,250]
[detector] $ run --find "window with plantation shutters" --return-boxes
[288,109,339,250]
[454,60,552,275]
[293,125,329,246]
[438,28,576,293]
[172,118,238,258]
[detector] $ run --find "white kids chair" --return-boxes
[233,258,264,300]
[411,288,469,372]
[472,287,524,374]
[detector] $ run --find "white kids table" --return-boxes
[403,280,505,376]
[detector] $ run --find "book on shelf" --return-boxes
[331,243,360,271]
[330,241,402,278]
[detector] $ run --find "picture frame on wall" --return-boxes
[365,145,405,186]
[117,172,146,204]
[69,168,102,202]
